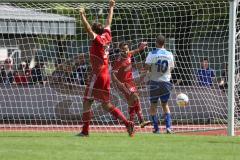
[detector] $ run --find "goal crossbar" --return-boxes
[0,0,229,3]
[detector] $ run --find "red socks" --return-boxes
[128,107,135,122]
[81,110,93,134]
[109,106,129,126]
[133,100,144,123]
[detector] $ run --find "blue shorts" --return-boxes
[149,80,173,104]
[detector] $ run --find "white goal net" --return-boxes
[0,0,239,134]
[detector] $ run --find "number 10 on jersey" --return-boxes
[155,59,168,73]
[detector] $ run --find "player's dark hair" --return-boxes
[203,57,209,62]
[119,42,129,49]
[156,35,165,46]
[92,22,104,35]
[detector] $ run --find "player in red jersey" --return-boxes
[112,42,151,127]
[77,0,134,137]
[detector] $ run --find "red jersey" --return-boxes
[112,53,134,83]
[84,28,112,102]
[90,28,111,75]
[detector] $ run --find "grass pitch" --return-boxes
[0,132,239,160]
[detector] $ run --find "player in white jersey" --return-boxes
[145,35,174,134]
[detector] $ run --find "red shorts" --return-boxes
[84,73,110,102]
[117,81,137,101]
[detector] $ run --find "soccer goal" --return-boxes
[0,0,239,136]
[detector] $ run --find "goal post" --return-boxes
[228,0,237,136]
[0,0,239,135]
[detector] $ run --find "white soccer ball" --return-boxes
[176,93,189,107]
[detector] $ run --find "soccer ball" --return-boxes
[176,93,189,107]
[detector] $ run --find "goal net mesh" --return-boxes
[0,0,238,134]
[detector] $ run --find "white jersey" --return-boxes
[145,48,174,82]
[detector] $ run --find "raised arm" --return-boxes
[105,0,115,28]
[79,8,97,39]
[128,42,148,56]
